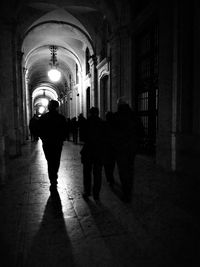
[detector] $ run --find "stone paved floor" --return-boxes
[0,140,199,267]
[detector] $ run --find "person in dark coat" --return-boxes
[66,118,71,141]
[103,111,116,187]
[29,114,39,141]
[80,107,105,201]
[38,100,67,191]
[71,117,78,144]
[112,97,138,202]
[77,113,87,143]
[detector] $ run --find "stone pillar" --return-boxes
[96,58,110,117]
[0,20,17,158]
[109,27,131,111]
[156,2,174,170]
[193,0,200,135]
[157,1,196,173]
[16,50,25,146]
[109,33,121,111]
[78,71,84,114]
[0,19,20,183]
[23,68,29,140]
[89,55,97,107]
[0,102,6,185]
[118,27,132,106]
[175,1,200,175]
[11,25,22,156]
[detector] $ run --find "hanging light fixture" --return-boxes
[48,46,61,82]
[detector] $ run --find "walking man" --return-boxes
[112,97,138,202]
[38,100,67,191]
[80,107,105,201]
[29,114,39,142]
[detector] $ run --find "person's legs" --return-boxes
[116,151,135,201]
[30,131,34,141]
[82,161,92,197]
[104,160,115,186]
[93,162,102,200]
[43,143,62,187]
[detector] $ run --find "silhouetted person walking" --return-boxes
[103,111,116,187]
[80,107,105,201]
[71,117,78,144]
[112,97,138,202]
[78,113,87,143]
[38,100,67,191]
[66,118,71,141]
[29,114,39,141]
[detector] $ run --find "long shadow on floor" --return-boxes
[85,199,142,267]
[24,190,75,267]
[87,180,199,267]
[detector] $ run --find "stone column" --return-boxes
[23,68,30,140]
[109,27,131,111]
[16,50,25,146]
[109,32,121,111]
[0,19,19,183]
[156,2,174,171]
[0,101,6,185]
[0,20,17,158]
[118,27,132,105]
[11,25,22,156]
[175,1,199,175]
[89,55,98,107]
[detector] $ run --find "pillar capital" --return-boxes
[88,55,97,67]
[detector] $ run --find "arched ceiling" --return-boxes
[22,7,95,98]
[12,0,122,106]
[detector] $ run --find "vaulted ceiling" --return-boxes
[1,0,136,106]
[13,0,120,103]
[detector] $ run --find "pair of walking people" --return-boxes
[38,102,104,199]
[81,99,139,203]
[38,102,109,199]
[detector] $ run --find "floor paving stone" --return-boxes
[0,140,199,267]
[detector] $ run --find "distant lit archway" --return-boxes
[32,86,58,100]
[32,86,58,115]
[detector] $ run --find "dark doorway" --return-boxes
[86,87,90,118]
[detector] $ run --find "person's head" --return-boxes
[89,107,99,117]
[117,96,130,112]
[117,96,129,105]
[48,100,59,111]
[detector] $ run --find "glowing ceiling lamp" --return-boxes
[40,98,49,106]
[38,106,46,114]
[48,68,61,82]
[48,46,61,82]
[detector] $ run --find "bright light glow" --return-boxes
[40,98,49,106]
[48,69,61,82]
[32,87,58,100]
[38,106,46,114]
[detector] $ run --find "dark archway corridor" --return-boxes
[0,1,200,266]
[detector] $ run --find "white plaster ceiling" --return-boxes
[22,6,97,99]
[18,0,120,105]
